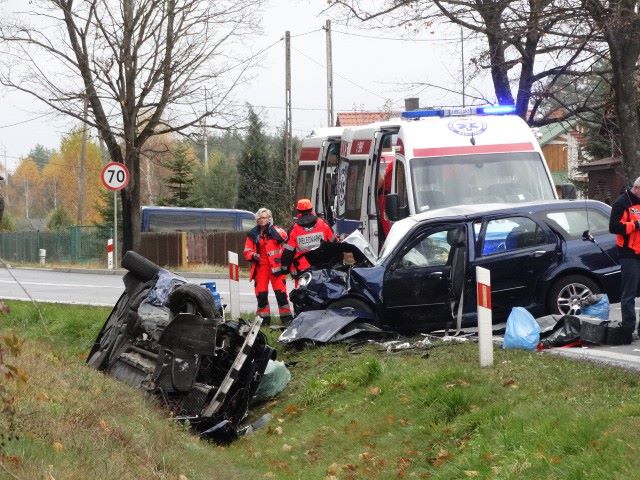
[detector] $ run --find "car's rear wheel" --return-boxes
[328,297,375,319]
[547,274,602,315]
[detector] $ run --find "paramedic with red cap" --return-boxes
[281,198,335,280]
[243,207,293,326]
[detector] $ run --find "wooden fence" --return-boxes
[138,231,249,267]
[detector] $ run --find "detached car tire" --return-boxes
[547,274,602,316]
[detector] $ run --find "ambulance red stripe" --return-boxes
[350,139,372,155]
[413,142,535,158]
[299,147,321,161]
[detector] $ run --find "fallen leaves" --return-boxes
[98,419,112,435]
[283,404,301,416]
[428,448,451,467]
[52,442,64,453]
[367,386,381,396]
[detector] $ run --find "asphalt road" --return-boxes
[3,266,640,372]
[0,266,293,316]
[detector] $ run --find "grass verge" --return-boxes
[2,299,640,479]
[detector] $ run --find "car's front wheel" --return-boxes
[547,274,602,315]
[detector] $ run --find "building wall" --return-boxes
[542,143,567,173]
[587,169,626,205]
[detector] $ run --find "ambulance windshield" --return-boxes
[410,152,556,212]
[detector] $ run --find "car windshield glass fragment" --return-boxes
[409,152,555,213]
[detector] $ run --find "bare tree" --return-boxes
[328,0,600,125]
[0,0,262,252]
[582,0,640,180]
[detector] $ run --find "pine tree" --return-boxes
[192,151,239,208]
[159,143,198,206]
[237,106,273,213]
[270,125,301,227]
[93,188,123,239]
[47,206,73,231]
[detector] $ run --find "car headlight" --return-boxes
[298,271,312,288]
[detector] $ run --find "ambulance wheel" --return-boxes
[329,298,375,320]
[547,274,601,316]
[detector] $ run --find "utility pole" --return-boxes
[203,87,209,169]
[461,27,466,108]
[325,19,334,127]
[285,30,292,195]
[78,95,89,224]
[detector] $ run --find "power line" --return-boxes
[332,28,459,43]
[0,113,51,129]
[290,45,388,101]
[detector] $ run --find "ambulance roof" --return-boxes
[397,114,539,158]
[306,126,345,138]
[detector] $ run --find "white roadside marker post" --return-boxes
[476,266,494,367]
[107,238,114,270]
[228,251,240,320]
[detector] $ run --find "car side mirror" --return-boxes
[582,230,595,242]
[386,194,409,221]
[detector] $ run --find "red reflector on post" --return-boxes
[477,282,491,309]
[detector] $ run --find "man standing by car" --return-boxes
[281,198,335,283]
[609,177,640,340]
[243,208,293,326]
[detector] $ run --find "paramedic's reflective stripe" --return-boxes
[413,142,535,158]
[283,243,295,251]
[268,250,279,256]
[297,232,323,251]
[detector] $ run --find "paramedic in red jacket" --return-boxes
[243,208,292,326]
[281,198,335,279]
[609,177,640,339]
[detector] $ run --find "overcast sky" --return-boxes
[0,0,489,171]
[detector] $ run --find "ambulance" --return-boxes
[335,105,559,253]
[294,126,344,225]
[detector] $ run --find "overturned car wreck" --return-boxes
[86,251,275,443]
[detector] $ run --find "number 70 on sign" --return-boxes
[101,162,130,191]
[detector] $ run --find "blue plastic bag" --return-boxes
[503,307,540,350]
[581,294,609,320]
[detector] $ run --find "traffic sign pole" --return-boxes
[100,162,129,268]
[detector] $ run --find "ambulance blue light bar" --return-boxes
[401,104,516,119]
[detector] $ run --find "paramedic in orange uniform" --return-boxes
[243,208,293,326]
[281,198,335,282]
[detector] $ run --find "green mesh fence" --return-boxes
[0,226,110,264]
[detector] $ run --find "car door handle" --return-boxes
[532,250,547,257]
[427,271,443,278]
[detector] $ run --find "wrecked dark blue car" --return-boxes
[290,200,621,333]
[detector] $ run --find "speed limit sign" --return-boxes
[101,162,130,191]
